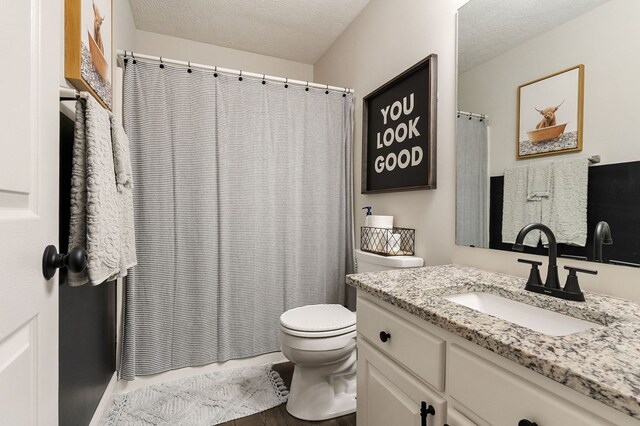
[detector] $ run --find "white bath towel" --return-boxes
[110,114,137,276]
[502,165,540,246]
[541,158,588,247]
[68,93,135,286]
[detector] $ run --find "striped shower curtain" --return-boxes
[120,60,355,380]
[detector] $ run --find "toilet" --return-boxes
[278,249,423,421]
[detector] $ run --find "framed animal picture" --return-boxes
[65,0,112,110]
[516,65,584,159]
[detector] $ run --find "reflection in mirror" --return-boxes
[456,0,640,268]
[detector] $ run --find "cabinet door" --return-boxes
[357,338,446,426]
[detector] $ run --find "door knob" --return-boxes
[42,245,87,280]
[379,331,391,342]
[518,420,538,426]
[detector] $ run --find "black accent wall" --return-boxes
[59,113,117,426]
[489,161,640,266]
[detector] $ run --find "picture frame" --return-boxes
[65,0,113,110]
[516,65,584,159]
[362,55,437,194]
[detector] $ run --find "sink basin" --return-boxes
[443,292,597,336]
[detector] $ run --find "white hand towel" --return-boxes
[541,158,588,247]
[502,165,540,246]
[68,93,121,286]
[527,162,551,201]
[111,114,137,276]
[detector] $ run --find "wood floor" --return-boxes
[219,362,357,426]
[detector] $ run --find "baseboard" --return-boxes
[88,372,118,426]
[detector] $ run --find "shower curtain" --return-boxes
[120,61,355,380]
[455,116,488,248]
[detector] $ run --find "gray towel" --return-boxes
[527,162,551,201]
[68,93,135,286]
[111,114,137,275]
[541,158,588,247]
[502,165,540,246]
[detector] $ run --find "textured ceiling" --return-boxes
[128,0,370,64]
[458,0,610,73]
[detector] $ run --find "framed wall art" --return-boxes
[65,0,113,110]
[517,65,584,159]
[362,55,437,193]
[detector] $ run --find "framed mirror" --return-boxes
[456,0,640,268]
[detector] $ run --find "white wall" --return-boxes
[316,0,640,302]
[135,30,314,82]
[112,0,136,120]
[314,0,458,266]
[459,0,640,176]
[454,0,640,302]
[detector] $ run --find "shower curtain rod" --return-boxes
[457,110,486,119]
[115,50,355,95]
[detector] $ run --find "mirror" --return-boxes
[456,0,640,268]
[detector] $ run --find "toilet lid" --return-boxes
[280,304,356,332]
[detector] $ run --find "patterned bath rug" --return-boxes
[102,364,289,425]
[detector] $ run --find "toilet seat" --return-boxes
[280,304,356,338]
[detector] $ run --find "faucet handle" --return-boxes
[563,265,597,297]
[518,258,543,287]
[564,265,598,275]
[518,258,542,266]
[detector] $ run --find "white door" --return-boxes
[0,0,61,424]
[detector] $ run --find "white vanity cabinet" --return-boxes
[356,291,639,426]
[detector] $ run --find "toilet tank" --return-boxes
[354,249,424,273]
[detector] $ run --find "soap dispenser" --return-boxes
[362,206,373,251]
[363,206,373,227]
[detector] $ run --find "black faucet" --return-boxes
[512,223,597,302]
[513,223,560,289]
[593,221,613,263]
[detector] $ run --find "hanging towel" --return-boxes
[541,158,588,247]
[111,114,137,275]
[527,162,551,201]
[68,93,123,286]
[502,165,540,246]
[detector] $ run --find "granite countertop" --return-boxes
[346,264,640,419]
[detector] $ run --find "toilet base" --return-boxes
[285,350,357,421]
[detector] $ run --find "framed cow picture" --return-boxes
[65,0,113,110]
[516,65,584,159]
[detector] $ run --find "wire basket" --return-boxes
[360,226,415,256]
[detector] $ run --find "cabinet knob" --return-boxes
[518,420,538,426]
[379,331,391,342]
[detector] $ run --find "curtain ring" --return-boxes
[123,50,129,64]
[159,57,164,69]
[343,87,347,97]
[131,51,136,64]
[305,81,309,92]
[239,70,243,81]
[214,66,218,78]
[262,74,266,85]
[325,84,329,95]
[187,61,192,73]
[284,77,289,89]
